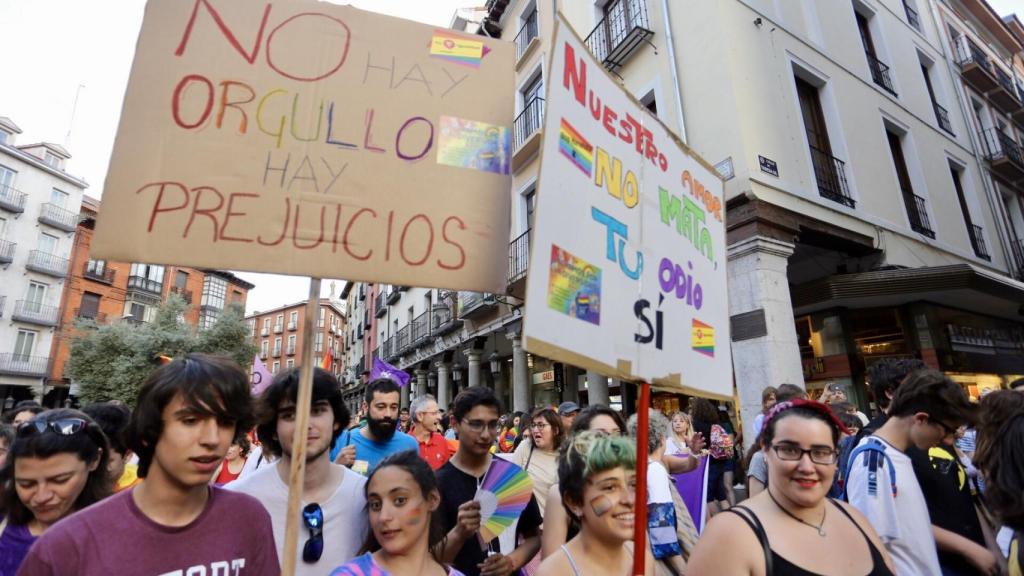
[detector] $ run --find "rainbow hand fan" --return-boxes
[474,457,534,544]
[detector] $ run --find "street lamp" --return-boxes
[489,352,500,374]
[452,363,462,383]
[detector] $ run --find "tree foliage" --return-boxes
[67,295,257,406]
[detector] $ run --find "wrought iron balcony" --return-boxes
[0,239,14,264]
[260,350,268,359]
[514,8,539,61]
[431,290,462,337]
[458,291,497,319]
[261,327,270,336]
[272,346,282,357]
[0,353,49,378]
[906,194,935,238]
[273,323,283,334]
[933,102,954,135]
[410,311,430,347]
[287,321,297,331]
[127,275,163,295]
[382,335,397,361]
[865,53,897,96]
[968,224,990,261]
[12,300,60,327]
[903,1,920,30]
[1011,238,1024,281]
[74,308,108,324]
[169,285,193,304]
[979,128,1024,181]
[584,0,653,74]
[385,285,400,305]
[38,203,78,232]
[0,184,27,213]
[26,250,69,278]
[508,229,530,287]
[396,324,412,354]
[375,293,387,318]
[83,262,115,284]
[990,66,1024,113]
[286,344,296,356]
[513,97,544,151]
[954,37,998,93]
[808,146,855,208]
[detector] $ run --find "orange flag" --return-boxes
[321,349,333,371]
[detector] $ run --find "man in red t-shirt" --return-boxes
[410,394,454,470]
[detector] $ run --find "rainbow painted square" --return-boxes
[429,30,487,68]
[692,319,715,357]
[437,116,510,175]
[559,118,593,177]
[547,245,601,326]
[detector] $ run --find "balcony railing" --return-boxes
[513,96,544,151]
[509,229,530,285]
[261,327,270,336]
[260,350,268,359]
[169,285,193,304]
[584,0,653,74]
[979,128,1024,170]
[287,321,297,331]
[382,336,396,361]
[38,203,78,232]
[286,344,296,355]
[0,353,49,378]
[865,53,897,96]
[459,291,497,319]
[272,347,282,357]
[0,184,27,213]
[385,285,400,305]
[410,311,430,347]
[808,146,855,208]
[994,67,1020,102]
[1011,238,1024,281]
[12,300,60,327]
[83,262,115,284]
[906,194,935,238]
[968,224,991,261]
[375,293,387,318]
[514,8,538,60]
[956,37,993,73]
[127,275,163,295]
[431,290,462,337]
[273,323,283,334]
[396,324,411,354]
[74,308,108,324]
[903,1,920,31]
[0,239,14,264]
[26,250,69,278]
[933,102,954,135]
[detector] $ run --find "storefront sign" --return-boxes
[523,17,731,398]
[532,370,555,385]
[91,0,514,293]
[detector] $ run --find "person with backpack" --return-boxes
[691,398,732,515]
[688,399,895,575]
[845,370,983,575]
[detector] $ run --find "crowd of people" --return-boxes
[0,353,1020,575]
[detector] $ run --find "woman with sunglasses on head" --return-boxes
[511,407,565,516]
[332,450,464,576]
[688,399,896,575]
[536,431,653,576]
[541,405,627,558]
[0,409,109,576]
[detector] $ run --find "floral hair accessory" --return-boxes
[762,398,849,436]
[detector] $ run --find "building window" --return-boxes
[50,188,69,209]
[274,337,282,356]
[855,6,897,96]
[288,334,296,354]
[130,263,165,289]
[14,330,37,359]
[43,151,61,169]
[261,340,269,356]
[885,129,934,238]
[950,165,989,260]
[175,270,188,289]
[0,165,15,193]
[289,310,298,325]
[524,188,536,230]
[201,275,228,310]
[286,359,294,369]
[38,232,58,255]
[0,130,8,145]
[316,332,324,352]
[902,0,920,31]
[795,76,854,208]
[86,259,106,275]
[26,281,47,307]
[248,319,255,337]
[79,292,101,319]
[641,91,657,116]
[199,310,219,329]
[272,361,280,374]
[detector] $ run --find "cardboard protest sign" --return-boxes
[523,16,731,398]
[93,0,514,293]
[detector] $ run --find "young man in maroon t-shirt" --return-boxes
[19,354,279,575]
[410,394,453,470]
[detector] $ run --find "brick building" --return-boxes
[246,298,346,380]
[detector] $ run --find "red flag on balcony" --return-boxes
[321,349,333,371]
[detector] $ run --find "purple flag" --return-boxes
[672,454,709,534]
[370,356,411,387]
[251,354,274,397]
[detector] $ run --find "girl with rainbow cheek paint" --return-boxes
[331,451,465,576]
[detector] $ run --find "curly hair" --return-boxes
[974,390,1024,531]
[627,409,670,456]
[690,398,718,425]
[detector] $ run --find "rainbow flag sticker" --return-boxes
[692,319,715,358]
[430,30,488,68]
[559,118,593,177]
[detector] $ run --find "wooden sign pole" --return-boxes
[281,278,322,576]
[632,381,650,576]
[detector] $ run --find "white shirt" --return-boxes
[665,436,689,456]
[227,463,368,576]
[847,436,941,576]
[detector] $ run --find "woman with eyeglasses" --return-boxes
[536,431,653,576]
[0,409,110,576]
[510,407,565,516]
[541,405,627,559]
[332,450,464,575]
[688,399,895,575]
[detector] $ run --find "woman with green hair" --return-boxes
[536,431,653,576]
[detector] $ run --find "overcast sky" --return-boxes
[1,0,1020,313]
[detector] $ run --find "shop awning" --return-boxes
[791,264,1024,322]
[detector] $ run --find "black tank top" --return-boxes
[725,499,893,576]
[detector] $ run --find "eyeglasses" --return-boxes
[17,418,87,438]
[461,419,501,434]
[929,417,958,437]
[302,503,324,563]
[530,422,549,430]
[770,443,838,465]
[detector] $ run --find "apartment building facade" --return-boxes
[46,195,255,402]
[0,117,87,408]
[246,298,346,387]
